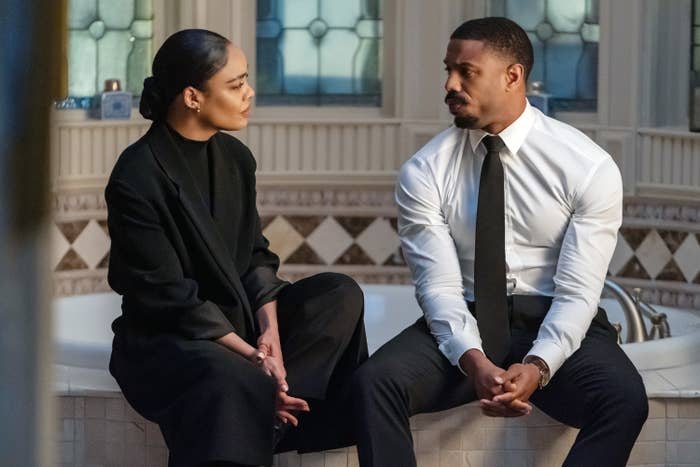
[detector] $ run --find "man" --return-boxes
[352,17,648,467]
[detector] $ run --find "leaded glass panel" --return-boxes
[256,0,383,106]
[494,0,599,113]
[63,0,153,107]
[693,0,700,71]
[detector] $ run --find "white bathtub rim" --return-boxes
[52,289,700,374]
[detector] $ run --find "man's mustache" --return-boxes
[444,91,467,105]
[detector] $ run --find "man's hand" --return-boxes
[459,350,532,417]
[490,363,540,409]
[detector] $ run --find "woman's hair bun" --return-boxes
[139,76,166,121]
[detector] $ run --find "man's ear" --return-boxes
[505,63,526,92]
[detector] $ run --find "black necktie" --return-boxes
[474,135,510,364]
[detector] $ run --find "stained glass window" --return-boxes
[693,0,700,71]
[59,0,153,108]
[691,1,700,130]
[492,0,599,113]
[256,0,383,106]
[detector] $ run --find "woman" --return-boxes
[106,29,368,467]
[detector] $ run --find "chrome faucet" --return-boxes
[602,279,671,344]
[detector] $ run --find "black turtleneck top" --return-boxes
[167,125,213,212]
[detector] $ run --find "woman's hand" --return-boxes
[256,329,288,391]
[255,301,310,424]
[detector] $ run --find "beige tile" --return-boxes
[85,438,106,464]
[264,216,305,262]
[355,218,400,265]
[667,399,700,418]
[503,450,537,467]
[85,397,105,419]
[627,441,667,465]
[480,450,508,467]
[74,419,85,442]
[609,234,635,276]
[58,441,75,463]
[299,452,324,467]
[674,233,700,281]
[666,441,700,464]
[105,420,125,444]
[59,419,75,442]
[416,451,439,467]
[74,397,85,418]
[72,219,111,269]
[410,413,440,430]
[106,398,125,421]
[637,418,666,441]
[306,217,353,264]
[73,437,85,465]
[347,449,360,467]
[84,419,106,443]
[463,450,486,467]
[145,446,169,467]
[105,442,126,465]
[413,429,440,453]
[524,407,559,427]
[125,442,147,467]
[146,423,166,447]
[324,451,347,467]
[636,230,672,279]
[277,452,302,467]
[440,429,461,451]
[432,408,468,432]
[51,223,71,270]
[482,427,508,450]
[125,402,147,423]
[439,450,467,467]
[543,444,569,467]
[59,397,75,418]
[667,419,700,441]
[459,424,486,451]
[647,399,667,418]
[126,421,146,445]
[505,427,529,450]
[528,426,566,450]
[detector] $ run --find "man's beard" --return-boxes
[454,115,479,129]
[445,91,479,129]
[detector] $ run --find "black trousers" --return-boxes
[111,273,368,467]
[351,296,648,467]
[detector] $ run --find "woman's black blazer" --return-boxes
[105,122,287,343]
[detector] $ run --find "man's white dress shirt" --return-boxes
[395,101,623,377]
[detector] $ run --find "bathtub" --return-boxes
[53,285,700,378]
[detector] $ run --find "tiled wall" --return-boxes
[55,394,700,467]
[51,186,700,309]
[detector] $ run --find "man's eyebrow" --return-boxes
[443,60,477,69]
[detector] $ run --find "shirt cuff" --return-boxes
[438,328,483,367]
[525,340,567,378]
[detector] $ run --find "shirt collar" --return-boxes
[467,99,535,156]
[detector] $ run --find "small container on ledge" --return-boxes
[100,79,132,119]
[526,81,552,116]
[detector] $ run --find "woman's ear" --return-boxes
[182,86,202,112]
